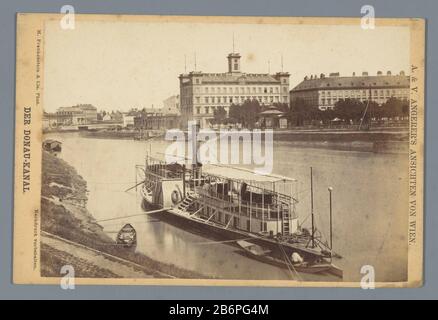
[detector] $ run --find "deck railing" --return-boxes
[195,187,296,221]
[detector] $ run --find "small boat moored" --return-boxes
[237,240,340,277]
[42,139,62,154]
[116,223,137,248]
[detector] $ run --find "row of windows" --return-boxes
[320,81,405,88]
[182,96,290,106]
[57,112,83,116]
[196,96,288,104]
[194,77,288,85]
[320,95,409,106]
[321,92,408,101]
[319,89,408,97]
[186,86,288,95]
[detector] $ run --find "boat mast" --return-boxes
[310,167,315,248]
[190,121,199,187]
[328,187,333,250]
[359,86,372,130]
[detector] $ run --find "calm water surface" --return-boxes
[46,132,408,282]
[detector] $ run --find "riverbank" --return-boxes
[40,151,210,279]
[79,130,137,140]
[47,127,409,153]
[272,130,408,153]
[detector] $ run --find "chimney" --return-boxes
[320,73,325,78]
[329,72,340,77]
[304,75,308,80]
[310,75,313,79]
[400,70,405,76]
[352,72,356,76]
[387,71,392,76]
[362,71,368,76]
[377,71,382,75]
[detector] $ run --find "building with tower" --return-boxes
[179,52,290,128]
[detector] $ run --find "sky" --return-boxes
[43,18,410,112]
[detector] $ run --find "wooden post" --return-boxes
[273,182,278,235]
[182,164,186,196]
[228,179,232,216]
[328,187,333,250]
[277,192,280,235]
[262,187,265,232]
[135,166,138,192]
[249,185,252,233]
[191,121,198,187]
[238,180,241,229]
[310,167,315,248]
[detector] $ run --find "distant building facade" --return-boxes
[110,111,123,122]
[98,111,123,123]
[134,113,179,131]
[56,106,83,125]
[77,104,98,123]
[55,104,97,125]
[122,111,138,128]
[290,71,410,110]
[42,112,58,130]
[179,52,290,128]
[162,95,181,115]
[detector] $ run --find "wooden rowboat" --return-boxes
[237,240,334,275]
[116,223,137,248]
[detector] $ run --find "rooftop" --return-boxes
[180,52,289,84]
[259,106,284,115]
[180,72,287,84]
[291,73,410,92]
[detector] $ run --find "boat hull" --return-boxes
[116,224,137,248]
[237,242,332,275]
[142,198,331,264]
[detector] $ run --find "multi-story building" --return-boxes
[55,104,98,125]
[76,104,98,123]
[56,106,84,125]
[290,71,410,110]
[179,52,290,128]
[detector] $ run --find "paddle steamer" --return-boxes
[135,126,343,278]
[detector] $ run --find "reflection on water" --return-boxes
[45,132,408,282]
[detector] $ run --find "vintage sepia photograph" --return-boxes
[13,14,424,287]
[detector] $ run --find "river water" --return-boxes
[46,132,408,282]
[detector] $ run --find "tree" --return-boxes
[287,98,320,126]
[333,98,366,123]
[319,108,335,124]
[366,101,381,121]
[381,97,409,119]
[228,99,261,128]
[229,104,242,124]
[212,106,227,125]
[273,102,290,113]
[242,99,261,128]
